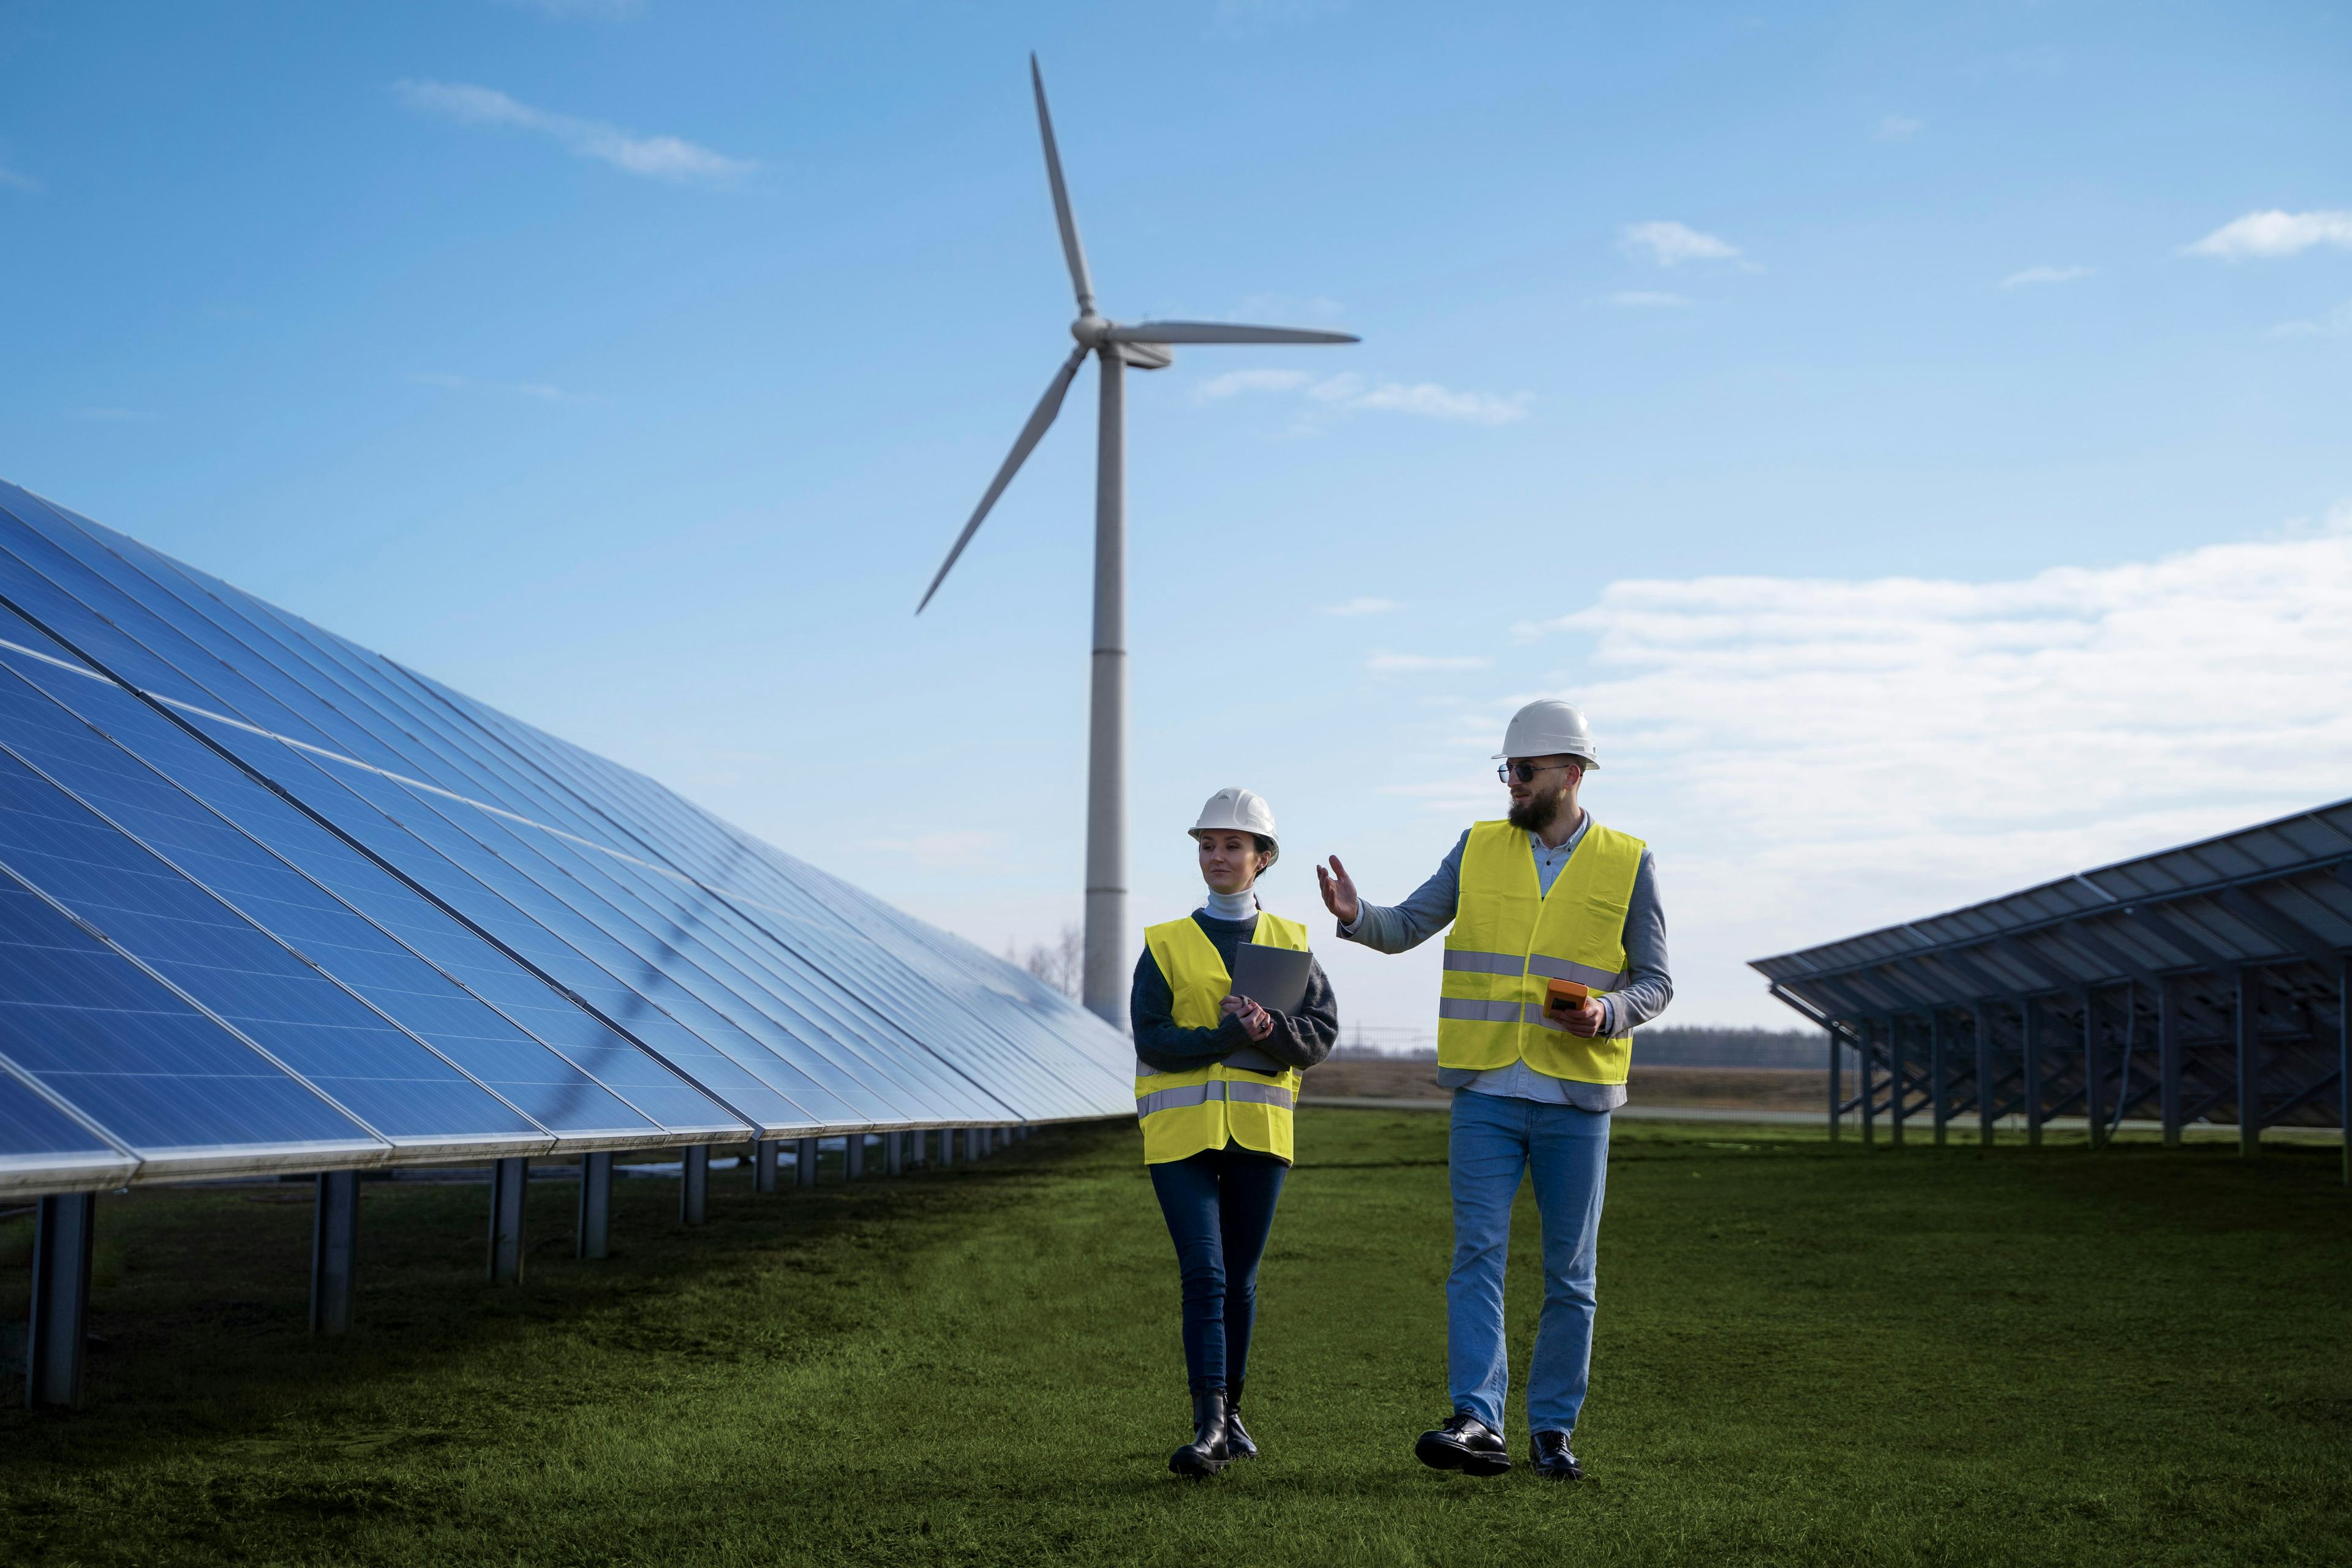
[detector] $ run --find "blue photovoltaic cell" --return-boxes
[0,1068,125,1169]
[0,871,375,1156]
[0,745,541,1144]
[0,651,668,1140]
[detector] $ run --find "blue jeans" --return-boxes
[1148,1143,1289,1392]
[1447,1088,1610,1438]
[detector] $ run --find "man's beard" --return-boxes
[1507,784,1568,834]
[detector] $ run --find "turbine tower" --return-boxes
[917,56,1357,1027]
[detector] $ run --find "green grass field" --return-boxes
[4,1111,2350,1567]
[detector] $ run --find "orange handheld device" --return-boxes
[1544,978,1590,1019]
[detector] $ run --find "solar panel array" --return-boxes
[0,479,1134,1198]
[1751,800,2351,1137]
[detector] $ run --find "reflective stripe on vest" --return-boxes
[1437,819,1645,1084]
[1136,910,1310,1164]
[1135,1077,1299,1118]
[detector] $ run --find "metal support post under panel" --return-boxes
[1016,1125,1030,1142]
[1974,1003,1995,1147]
[577,1152,612,1260]
[753,1139,778,1194]
[1929,1009,1948,1147]
[845,1134,865,1182]
[796,1137,818,1188]
[2022,998,2044,1148]
[2082,989,2105,1150]
[488,1157,527,1284]
[886,1131,905,1177]
[681,1144,709,1224]
[938,1128,957,1168]
[2338,955,2349,1188]
[1860,1020,1877,1145]
[27,1191,96,1410]
[2158,978,2182,1148]
[1888,1016,1907,1148]
[1827,1025,1842,1142]
[2237,967,2262,1158]
[311,1170,358,1336]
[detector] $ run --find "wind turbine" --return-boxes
[917,55,1357,1028]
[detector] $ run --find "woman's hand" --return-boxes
[1221,994,1276,1042]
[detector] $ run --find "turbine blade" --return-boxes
[1105,320,1360,345]
[1030,55,1095,312]
[916,347,1090,614]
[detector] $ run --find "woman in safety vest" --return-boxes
[1131,786,1340,1477]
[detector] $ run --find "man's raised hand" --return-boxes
[1316,855,1360,928]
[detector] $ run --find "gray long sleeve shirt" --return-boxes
[1339,813,1670,1112]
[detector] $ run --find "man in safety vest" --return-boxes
[1316,698,1669,1482]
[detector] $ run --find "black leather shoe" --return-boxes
[1226,1379,1259,1461]
[1169,1388,1231,1477]
[1415,1410,1510,1477]
[1530,1429,1581,1480]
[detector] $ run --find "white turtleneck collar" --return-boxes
[1202,888,1259,923]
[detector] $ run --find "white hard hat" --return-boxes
[1189,787,1279,865]
[1492,699,1599,769]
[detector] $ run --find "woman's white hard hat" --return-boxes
[1492,699,1599,768]
[1189,787,1279,865]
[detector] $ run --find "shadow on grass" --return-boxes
[0,1126,1115,1460]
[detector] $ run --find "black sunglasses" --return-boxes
[1498,760,1580,785]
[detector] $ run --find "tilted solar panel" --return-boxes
[0,478,1134,1193]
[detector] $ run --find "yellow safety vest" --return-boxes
[1437,820,1644,1084]
[1135,911,1310,1164]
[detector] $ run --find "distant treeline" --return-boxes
[1635,1025,1831,1069]
[1333,1025,1834,1069]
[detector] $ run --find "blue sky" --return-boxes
[4,0,2350,1041]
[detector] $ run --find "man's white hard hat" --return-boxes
[1493,699,1599,769]
[1190,786,1279,865]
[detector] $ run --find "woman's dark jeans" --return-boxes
[1148,1142,1289,1392]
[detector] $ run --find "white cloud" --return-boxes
[2001,265,2095,288]
[1366,651,1493,673]
[1610,290,1690,309]
[392,80,755,186]
[2267,301,2352,339]
[411,371,601,404]
[1325,597,1399,617]
[1872,115,1924,141]
[1199,369,1529,426]
[1620,220,1741,268]
[1510,511,2352,1001]
[0,165,40,194]
[855,831,1006,870]
[2185,209,2352,260]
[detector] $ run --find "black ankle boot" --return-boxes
[1169,1387,1231,1477]
[1226,1378,1259,1460]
